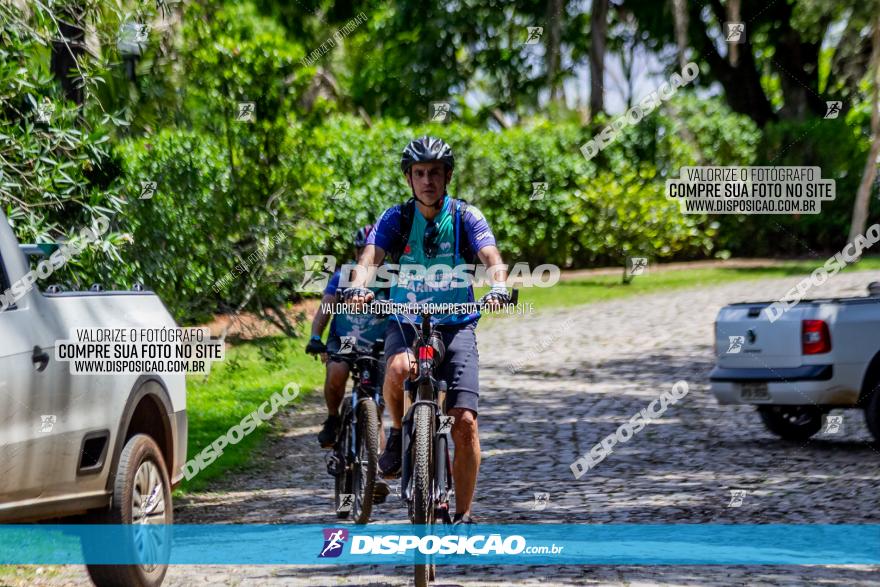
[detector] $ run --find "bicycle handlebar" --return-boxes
[350,288,519,317]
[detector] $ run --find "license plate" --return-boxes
[740,382,770,402]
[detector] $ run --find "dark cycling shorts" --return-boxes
[384,320,480,416]
[326,334,344,357]
[327,335,386,408]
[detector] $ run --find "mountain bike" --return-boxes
[325,338,385,525]
[365,291,518,586]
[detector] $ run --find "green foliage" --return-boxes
[0,1,126,247]
[283,116,411,257]
[290,114,726,269]
[109,1,318,324]
[717,115,875,256]
[3,0,878,327]
[181,335,324,492]
[654,94,763,171]
[114,130,232,323]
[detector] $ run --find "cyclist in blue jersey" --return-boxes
[343,137,510,525]
[306,225,388,449]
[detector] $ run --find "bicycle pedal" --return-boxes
[325,454,341,477]
[373,482,390,504]
[436,505,452,525]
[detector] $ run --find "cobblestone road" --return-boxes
[14,271,880,586]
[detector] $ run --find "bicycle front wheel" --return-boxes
[352,399,379,524]
[411,403,434,587]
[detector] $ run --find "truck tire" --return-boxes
[864,381,880,443]
[758,405,823,441]
[85,434,172,587]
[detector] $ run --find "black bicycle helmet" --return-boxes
[354,224,373,248]
[400,136,454,174]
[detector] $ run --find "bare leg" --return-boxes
[448,407,480,517]
[382,351,416,428]
[324,361,349,415]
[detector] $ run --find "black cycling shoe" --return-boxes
[436,503,452,525]
[452,513,475,525]
[373,479,390,504]
[378,428,402,478]
[318,415,341,448]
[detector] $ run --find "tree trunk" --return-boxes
[589,0,608,116]
[849,13,880,243]
[690,1,775,125]
[670,0,689,69]
[50,1,86,104]
[726,0,740,67]
[546,0,563,102]
[491,108,512,129]
[771,2,828,121]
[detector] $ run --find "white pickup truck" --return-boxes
[0,211,187,587]
[710,287,880,442]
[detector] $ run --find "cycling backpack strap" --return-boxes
[454,198,476,265]
[453,199,460,267]
[387,198,416,263]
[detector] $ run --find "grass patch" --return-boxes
[0,565,66,584]
[179,336,324,493]
[179,257,880,492]
[476,256,880,313]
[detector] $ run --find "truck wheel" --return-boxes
[85,434,172,587]
[864,382,880,444]
[758,405,823,441]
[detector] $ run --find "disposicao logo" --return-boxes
[349,534,527,555]
[319,528,349,558]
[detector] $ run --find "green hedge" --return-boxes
[290,97,756,269]
[110,96,760,323]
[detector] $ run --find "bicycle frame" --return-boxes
[400,312,453,515]
[345,352,383,463]
[347,291,518,521]
[326,343,384,500]
[333,345,384,464]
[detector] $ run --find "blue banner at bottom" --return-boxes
[1,524,878,565]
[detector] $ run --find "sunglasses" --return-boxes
[424,221,439,258]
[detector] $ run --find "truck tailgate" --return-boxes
[714,303,805,368]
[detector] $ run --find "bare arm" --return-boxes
[476,245,509,309]
[310,293,336,338]
[477,245,508,286]
[348,244,386,290]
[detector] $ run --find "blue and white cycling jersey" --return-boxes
[366,195,496,326]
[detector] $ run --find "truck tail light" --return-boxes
[802,320,831,354]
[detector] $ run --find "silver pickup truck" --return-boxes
[710,287,880,443]
[0,211,187,587]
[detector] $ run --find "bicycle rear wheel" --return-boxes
[352,400,379,524]
[334,404,352,519]
[412,403,434,587]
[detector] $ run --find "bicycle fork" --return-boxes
[328,389,361,477]
[400,399,454,517]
